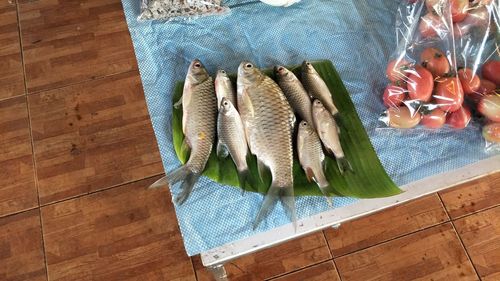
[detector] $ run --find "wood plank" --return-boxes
[270,261,341,281]
[439,172,500,219]
[41,176,196,281]
[335,223,479,281]
[192,231,331,281]
[0,96,37,217]
[0,210,47,281]
[0,0,24,99]
[28,71,163,204]
[454,207,500,281]
[18,0,137,93]
[324,194,448,257]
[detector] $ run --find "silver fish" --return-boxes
[150,59,217,204]
[275,65,314,126]
[297,120,332,207]
[312,99,352,174]
[215,69,236,108]
[302,61,339,116]
[237,61,296,229]
[217,97,251,191]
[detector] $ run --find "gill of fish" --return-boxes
[301,61,339,116]
[297,120,332,207]
[215,69,237,108]
[237,61,297,229]
[150,59,217,205]
[275,65,314,127]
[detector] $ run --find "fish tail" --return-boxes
[253,183,296,230]
[237,168,256,195]
[149,176,168,189]
[336,157,353,175]
[159,164,201,205]
[317,182,333,208]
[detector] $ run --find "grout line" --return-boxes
[264,258,332,281]
[322,230,344,281]
[190,257,199,281]
[449,220,482,279]
[0,206,39,220]
[14,1,50,280]
[0,94,26,103]
[39,173,164,208]
[26,69,139,96]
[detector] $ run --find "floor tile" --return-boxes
[0,209,47,281]
[324,194,448,257]
[335,223,479,281]
[192,232,332,281]
[18,0,137,93]
[440,172,500,219]
[0,96,37,217]
[29,71,163,204]
[270,261,341,281]
[0,0,25,99]
[454,206,500,281]
[41,176,195,281]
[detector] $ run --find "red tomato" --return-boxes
[407,66,434,102]
[468,79,497,103]
[478,94,500,122]
[434,77,464,112]
[451,0,469,23]
[446,105,471,129]
[458,68,480,94]
[386,106,422,129]
[420,48,450,77]
[383,84,407,108]
[482,61,500,86]
[386,59,412,83]
[421,109,447,129]
[482,123,500,143]
[465,6,490,27]
[419,13,444,38]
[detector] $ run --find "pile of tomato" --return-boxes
[381,0,499,144]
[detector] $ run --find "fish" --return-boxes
[215,69,237,108]
[301,61,339,117]
[275,65,314,126]
[297,120,333,207]
[217,97,251,192]
[237,61,296,229]
[150,59,217,205]
[312,99,352,174]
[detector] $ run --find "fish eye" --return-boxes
[278,66,284,72]
[194,62,201,68]
[306,62,311,66]
[245,63,253,68]
[223,101,228,106]
[302,121,307,126]
[220,70,226,74]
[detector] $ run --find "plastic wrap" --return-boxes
[122,0,495,256]
[380,0,499,132]
[138,0,229,21]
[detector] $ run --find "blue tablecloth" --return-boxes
[121,0,490,255]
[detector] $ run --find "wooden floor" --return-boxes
[0,0,499,280]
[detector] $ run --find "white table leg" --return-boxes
[208,264,228,281]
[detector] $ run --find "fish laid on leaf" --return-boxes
[150,59,217,204]
[297,120,333,207]
[215,69,236,108]
[217,97,251,191]
[237,61,297,229]
[275,65,314,127]
[312,99,352,174]
[302,61,339,117]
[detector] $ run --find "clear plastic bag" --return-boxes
[138,0,229,21]
[379,0,499,132]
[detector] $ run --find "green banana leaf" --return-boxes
[172,60,402,198]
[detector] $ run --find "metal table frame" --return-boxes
[200,155,500,280]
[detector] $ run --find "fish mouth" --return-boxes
[191,59,202,69]
[274,65,286,74]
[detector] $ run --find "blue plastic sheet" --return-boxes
[121,0,491,256]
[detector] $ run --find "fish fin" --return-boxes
[317,185,333,208]
[257,159,267,183]
[336,157,353,175]
[181,138,191,155]
[305,167,315,183]
[149,176,168,189]
[237,169,251,195]
[216,141,229,158]
[174,172,201,205]
[253,183,296,231]
[173,97,182,109]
